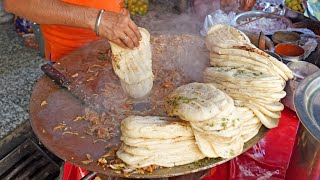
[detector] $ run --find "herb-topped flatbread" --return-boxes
[165,82,234,122]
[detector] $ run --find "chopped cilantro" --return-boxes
[221,122,227,128]
[166,96,197,108]
[230,149,235,156]
[208,123,215,127]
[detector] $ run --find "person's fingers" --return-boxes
[124,28,139,47]
[120,33,135,49]
[128,20,142,41]
[111,38,127,49]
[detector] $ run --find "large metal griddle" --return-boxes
[29,36,269,178]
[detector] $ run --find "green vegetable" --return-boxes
[166,96,197,108]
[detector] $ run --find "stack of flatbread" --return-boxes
[204,24,293,129]
[115,25,293,169]
[110,28,154,99]
[117,116,205,168]
[164,82,262,158]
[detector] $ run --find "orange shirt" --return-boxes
[41,0,123,62]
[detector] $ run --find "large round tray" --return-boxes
[29,35,269,178]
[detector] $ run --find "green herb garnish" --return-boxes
[166,96,197,108]
[232,120,235,127]
[230,149,235,156]
[221,122,227,128]
[208,123,215,127]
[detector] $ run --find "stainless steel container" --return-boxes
[282,61,319,111]
[286,71,320,180]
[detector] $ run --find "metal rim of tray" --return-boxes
[294,71,320,141]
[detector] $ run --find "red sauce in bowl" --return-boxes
[274,43,304,57]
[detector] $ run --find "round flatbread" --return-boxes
[120,76,153,99]
[165,82,234,122]
[191,106,247,132]
[210,136,244,159]
[121,116,193,139]
[246,104,280,128]
[193,129,219,158]
[121,140,196,156]
[117,143,205,168]
[247,101,281,119]
[242,123,262,143]
[209,46,288,80]
[110,27,153,84]
[121,136,194,147]
[206,24,252,49]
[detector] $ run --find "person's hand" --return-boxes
[98,10,142,49]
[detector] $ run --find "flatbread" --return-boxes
[203,67,283,82]
[246,101,281,119]
[215,87,286,102]
[209,57,278,76]
[110,27,154,99]
[120,76,153,99]
[117,143,205,168]
[121,116,193,139]
[191,122,241,138]
[121,140,196,155]
[191,106,247,132]
[242,123,262,143]
[120,136,194,147]
[110,27,153,84]
[242,117,260,127]
[246,104,280,128]
[209,46,288,80]
[165,82,234,122]
[203,79,284,93]
[193,129,219,158]
[255,101,284,112]
[207,24,251,43]
[206,24,252,49]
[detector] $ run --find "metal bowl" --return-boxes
[274,43,305,64]
[232,10,292,35]
[272,31,301,45]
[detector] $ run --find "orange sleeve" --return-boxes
[41,0,124,62]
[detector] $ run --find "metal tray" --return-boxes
[294,71,320,141]
[29,36,269,178]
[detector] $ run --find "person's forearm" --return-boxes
[4,0,98,30]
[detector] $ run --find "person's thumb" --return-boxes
[121,8,130,17]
